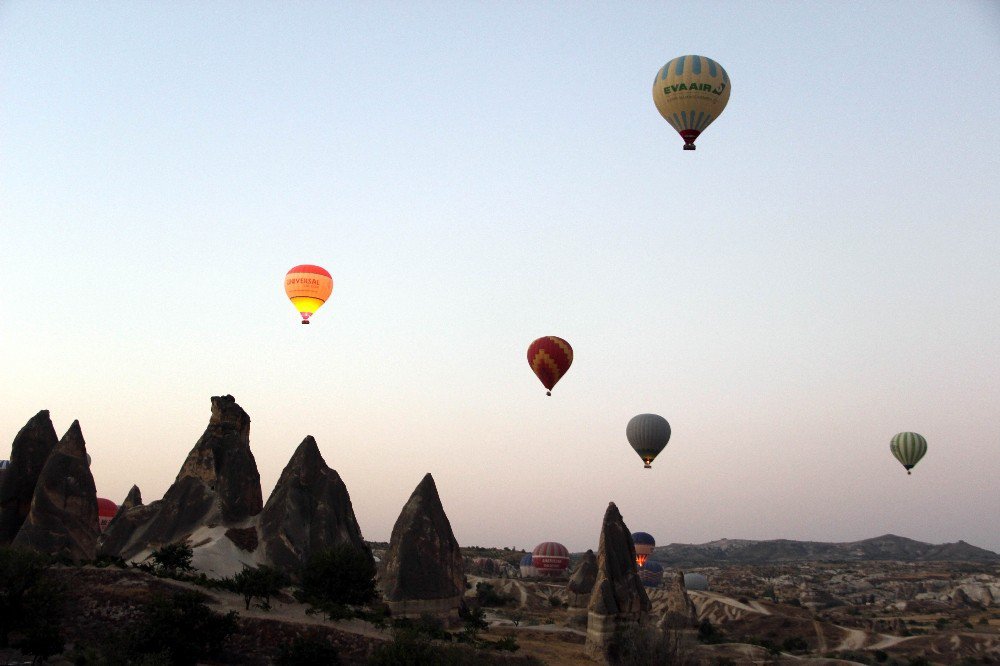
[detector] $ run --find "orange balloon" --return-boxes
[285,265,333,324]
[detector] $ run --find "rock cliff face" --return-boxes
[568,549,598,608]
[100,395,263,560]
[12,421,98,560]
[379,473,464,621]
[586,502,650,662]
[0,410,59,544]
[260,436,370,576]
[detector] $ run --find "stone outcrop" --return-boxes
[260,436,370,576]
[568,549,598,608]
[100,395,263,560]
[586,502,651,662]
[12,421,98,560]
[98,485,158,558]
[379,473,464,622]
[657,571,697,628]
[0,410,58,543]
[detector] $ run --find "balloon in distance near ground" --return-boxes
[97,497,118,532]
[531,541,570,577]
[527,336,573,396]
[285,265,333,324]
[890,431,927,475]
[653,54,731,150]
[632,531,655,567]
[627,413,672,469]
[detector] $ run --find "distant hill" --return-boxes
[650,534,1000,565]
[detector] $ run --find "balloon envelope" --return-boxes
[890,432,927,475]
[527,336,573,395]
[285,265,333,324]
[626,414,671,468]
[531,542,570,576]
[632,531,655,566]
[653,55,731,150]
[97,497,118,532]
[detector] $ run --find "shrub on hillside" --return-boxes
[149,541,194,575]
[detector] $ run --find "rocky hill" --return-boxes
[652,534,1000,565]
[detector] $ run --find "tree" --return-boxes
[299,545,377,608]
[233,564,288,610]
[149,541,193,575]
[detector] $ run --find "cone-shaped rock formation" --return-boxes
[657,570,697,629]
[568,549,598,608]
[12,421,98,560]
[0,410,58,544]
[101,395,263,560]
[260,436,370,576]
[97,485,151,558]
[586,502,650,661]
[380,473,464,621]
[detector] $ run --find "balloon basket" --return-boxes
[683,144,696,150]
[301,320,310,325]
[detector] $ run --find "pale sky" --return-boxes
[2,1,998,555]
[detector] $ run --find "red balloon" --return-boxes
[527,336,573,395]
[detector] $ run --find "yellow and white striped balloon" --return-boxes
[890,432,927,475]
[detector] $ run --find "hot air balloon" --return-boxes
[527,336,573,396]
[531,542,570,577]
[632,532,655,567]
[653,55,731,150]
[890,432,927,475]
[627,413,671,468]
[97,497,118,532]
[285,265,333,324]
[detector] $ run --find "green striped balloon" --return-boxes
[890,432,927,475]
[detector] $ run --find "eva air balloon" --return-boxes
[626,414,671,469]
[284,265,333,324]
[653,55,731,150]
[890,432,927,475]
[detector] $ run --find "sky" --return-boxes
[2,1,998,555]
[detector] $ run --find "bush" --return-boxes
[299,545,377,607]
[275,635,341,665]
[149,541,193,574]
[475,582,513,607]
[233,564,288,610]
[458,604,488,639]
